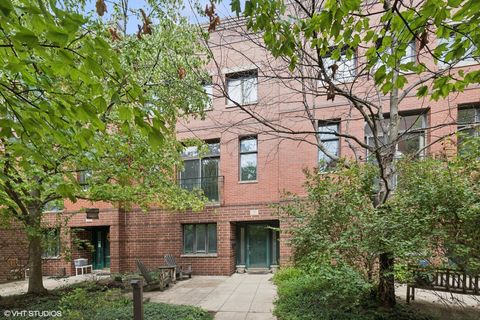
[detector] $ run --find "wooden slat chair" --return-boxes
[164,254,192,280]
[135,259,163,292]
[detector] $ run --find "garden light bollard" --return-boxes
[130,279,144,320]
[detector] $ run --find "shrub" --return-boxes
[274,264,372,320]
[273,267,305,284]
[59,288,100,319]
[273,265,436,320]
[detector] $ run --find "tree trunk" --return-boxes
[27,205,47,294]
[378,252,396,308]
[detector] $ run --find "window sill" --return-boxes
[239,180,258,184]
[205,202,221,207]
[225,102,258,109]
[42,210,64,214]
[42,256,61,260]
[181,253,218,258]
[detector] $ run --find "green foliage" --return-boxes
[280,137,480,293]
[274,265,372,320]
[280,163,380,278]
[273,266,434,320]
[0,282,212,320]
[0,0,208,293]
[229,0,480,98]
[392,137,480,272]
[95,302,212,320]
[272,266,305,284]
[59,286,212,320]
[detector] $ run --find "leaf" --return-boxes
[12,30,39,45]
[0,0,13,16]
[416,85,428,97]
[46,30,69,45]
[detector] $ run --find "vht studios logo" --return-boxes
[3,310,62,317]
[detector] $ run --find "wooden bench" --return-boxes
[407,267,480,303]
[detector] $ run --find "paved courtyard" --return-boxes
[144,273,277,320]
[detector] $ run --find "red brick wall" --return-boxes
[0,222,28,283]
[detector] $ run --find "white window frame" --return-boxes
[372,40,416,75]
[457,104,480,137]
[438,26,477,68]
[322,47,356,84]
[239,136,258,181]
[204,83,213,110]
[226,70,258,106]
[318,120,340,170]
[365,113,428,159]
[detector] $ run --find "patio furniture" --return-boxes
[164,254,192,280]
[75,264,93,276]
[135,259,165,292]
[407,267,480,303]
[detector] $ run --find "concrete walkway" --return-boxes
[144,273,277,320]
[0,273,107,296]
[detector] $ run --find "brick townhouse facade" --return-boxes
[1,13,480,282]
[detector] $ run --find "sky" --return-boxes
[83,0,242,34]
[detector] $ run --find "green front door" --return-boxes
[247,224,269,268]
[92,228,110,269]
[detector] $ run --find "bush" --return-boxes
[274,265,372,320]
[273,265,435,320]
[273,267,305,284]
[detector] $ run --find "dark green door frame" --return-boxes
[246,224,270,268]
[92,227,110,270]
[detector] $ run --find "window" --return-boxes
[179,141,220,201]
[322,47,356,83]
[42,229,60,258]
[318,120,340,170]
[365,112,428,159]
[78,170,92,190]
[438,27,477,67]
[204,82,213,110]
[457,105,480,146]
[226,70,258,106]
[372,40,416,74]
[239,136,257,181]
[43,199,64,212]
[183,223,217,254]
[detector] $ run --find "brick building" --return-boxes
[1,14,480,282]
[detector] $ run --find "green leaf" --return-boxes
[46,30,69,45]
[416,85,429,97]
[12,30,39,45]
[0,0,13,16]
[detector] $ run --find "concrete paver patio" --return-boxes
[144,273,277,320]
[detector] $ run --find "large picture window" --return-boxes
[239,136,257,181]
[183,223,217,254]
[179,141,220,201]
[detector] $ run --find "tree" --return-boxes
[200,0,480,306]
[0,0,207,293]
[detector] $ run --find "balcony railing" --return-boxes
[178,176,224,203]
